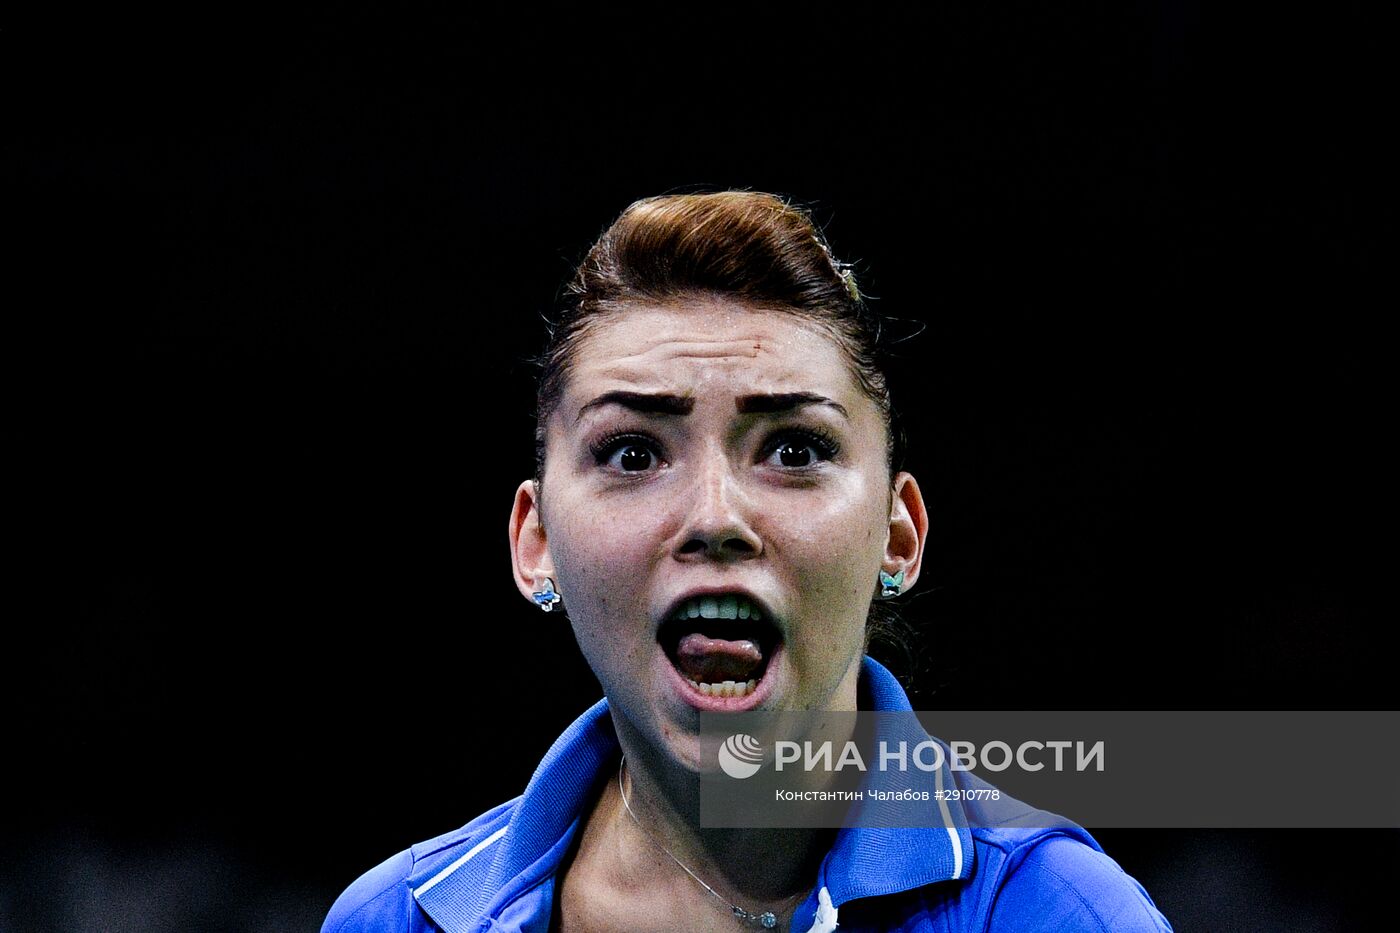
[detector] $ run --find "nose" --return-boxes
[674,446,763,562]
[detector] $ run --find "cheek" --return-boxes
[781,490,888,636]
[549,504,662,636]
[783,481,887,567]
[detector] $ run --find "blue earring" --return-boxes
[532,577,562,612]
[878,569,905,599]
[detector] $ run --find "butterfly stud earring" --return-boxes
[532,577,562,612]
[878,569,905,599]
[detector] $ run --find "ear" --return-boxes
[883,471,928,592]
[509,478,558,605]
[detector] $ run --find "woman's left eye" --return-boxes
[762,430,840,469]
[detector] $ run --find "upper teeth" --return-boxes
[673,595,763,621]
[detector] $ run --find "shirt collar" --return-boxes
[413,656,973,931]
[810,656,975,914]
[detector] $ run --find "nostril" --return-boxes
[679,534,759,558]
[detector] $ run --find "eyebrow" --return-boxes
[576,391,847,422]
[737,392,849,420]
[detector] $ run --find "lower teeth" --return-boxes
[689,679,758,698]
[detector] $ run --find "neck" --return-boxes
[607,714,859,917]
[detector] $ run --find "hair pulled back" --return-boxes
[530,191,913,659]
[533,191,904,482]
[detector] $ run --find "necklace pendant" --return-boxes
[733,906,779,928]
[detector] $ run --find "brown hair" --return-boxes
[534,191,903,479]
[529,190,914,658]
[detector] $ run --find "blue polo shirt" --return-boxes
[323,657,1172,932]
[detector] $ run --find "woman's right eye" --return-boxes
[591,435,662,473]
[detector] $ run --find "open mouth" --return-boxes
[657,593,782,699]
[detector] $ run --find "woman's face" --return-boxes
[510,297,925,770]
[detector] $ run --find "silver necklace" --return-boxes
[617,756,801,930]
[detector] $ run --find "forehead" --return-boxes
[564,299,860,401]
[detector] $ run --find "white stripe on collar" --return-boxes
[806,886,839,933]
[934,759,964,879]
[413,825,507,898]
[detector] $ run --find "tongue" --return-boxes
[674,633,764,683]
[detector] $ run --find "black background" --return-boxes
[4,6,1392,930]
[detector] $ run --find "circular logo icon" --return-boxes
[717,733,764,779]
